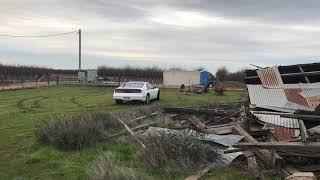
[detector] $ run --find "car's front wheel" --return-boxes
[145,94,150,104]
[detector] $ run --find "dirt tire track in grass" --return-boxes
[70,97,84,107]
[16,96,49,113]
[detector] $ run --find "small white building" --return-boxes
[87,69,97,82]
[163,70,200,86]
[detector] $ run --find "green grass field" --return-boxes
[0,85,249,179]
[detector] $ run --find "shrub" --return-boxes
[36,114,106,150]
[140,130,220,174]
[87,152,137,180]
[88,111,120,127]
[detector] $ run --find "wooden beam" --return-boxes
[298,120,309,143]
[205,126,233,135]
[107,121,157,139]
[111,114,146,149]
[297,65,310,83]
[129,112,159,123]
[207,110,242,125]
[163,107,237,116]
[244,151,260,179]
[232,125,285,175]
[185,166,211,180]
[234,142,320,150]
[206,120,246,129]
[188,115,206,129]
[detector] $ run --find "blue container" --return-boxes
[200,70,209,85]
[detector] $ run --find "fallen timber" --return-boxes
[234,142,320,150]
[163,107,239,117]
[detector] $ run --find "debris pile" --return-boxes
[109,63,320,179]
[179,84,209,94]
[239,63,320,179]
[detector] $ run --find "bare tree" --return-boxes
[215,66,228,82]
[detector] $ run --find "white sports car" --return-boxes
[113,81,160,104]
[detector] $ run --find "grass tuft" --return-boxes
[87,152,138,180]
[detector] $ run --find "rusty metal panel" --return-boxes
[257,66,283,88]
[263,123,299,141]
[251,111,299,128]
[305,96,320,110]
[273,126,299,141]
[284,88,309,108]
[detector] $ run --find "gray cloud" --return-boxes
[0,0,320,73]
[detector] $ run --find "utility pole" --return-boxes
[78,29,81,72]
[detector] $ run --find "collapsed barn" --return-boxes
[126,62,320,179]
[239,62,320,179]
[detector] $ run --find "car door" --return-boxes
[146,83,157,99]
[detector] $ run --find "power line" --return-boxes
[0,30,78,38]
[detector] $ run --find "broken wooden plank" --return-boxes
[111,114,146,149]
[207,110,242,125]
[232,125,285,176]
[163,107,237,116]
[188,115,206,130]
[298,120,309,143]
[206,120,246,129]
[129,112,159,123]
[205,126,233,135]
[234,142,320,150]
[185,166,211,180]
[244,151,260,179]
[107,121,157,139]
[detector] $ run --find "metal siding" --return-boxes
[273,126,299,141]
[306,96,320,109]
[251,111,300,128]
[257,66,283,88]
[284,88,309,108]
[247,85,288,108]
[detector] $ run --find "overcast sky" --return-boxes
[1,0,320,72]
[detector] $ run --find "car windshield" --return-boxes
[121,82,144,88]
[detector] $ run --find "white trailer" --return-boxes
[163,70,200,87]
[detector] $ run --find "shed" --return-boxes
[87,69,97,82]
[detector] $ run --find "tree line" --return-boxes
[97,66,163,80]
[0,64,246,82]
[0,64,78,79]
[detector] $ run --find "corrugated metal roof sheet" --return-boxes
[282,82,320,89]
[257,66,283,88]
[248,85,316,111]
[251,111,300,128]
[299,89,320,98]
[306,96,320,110]
[263,123,299,141]
[284,88,309,108]
[247,85,288,108]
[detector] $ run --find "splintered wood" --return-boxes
[111,114,146,149]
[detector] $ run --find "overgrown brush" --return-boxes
[140,130,220,174]
[87,152,137,180]
[35,112,120,150]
